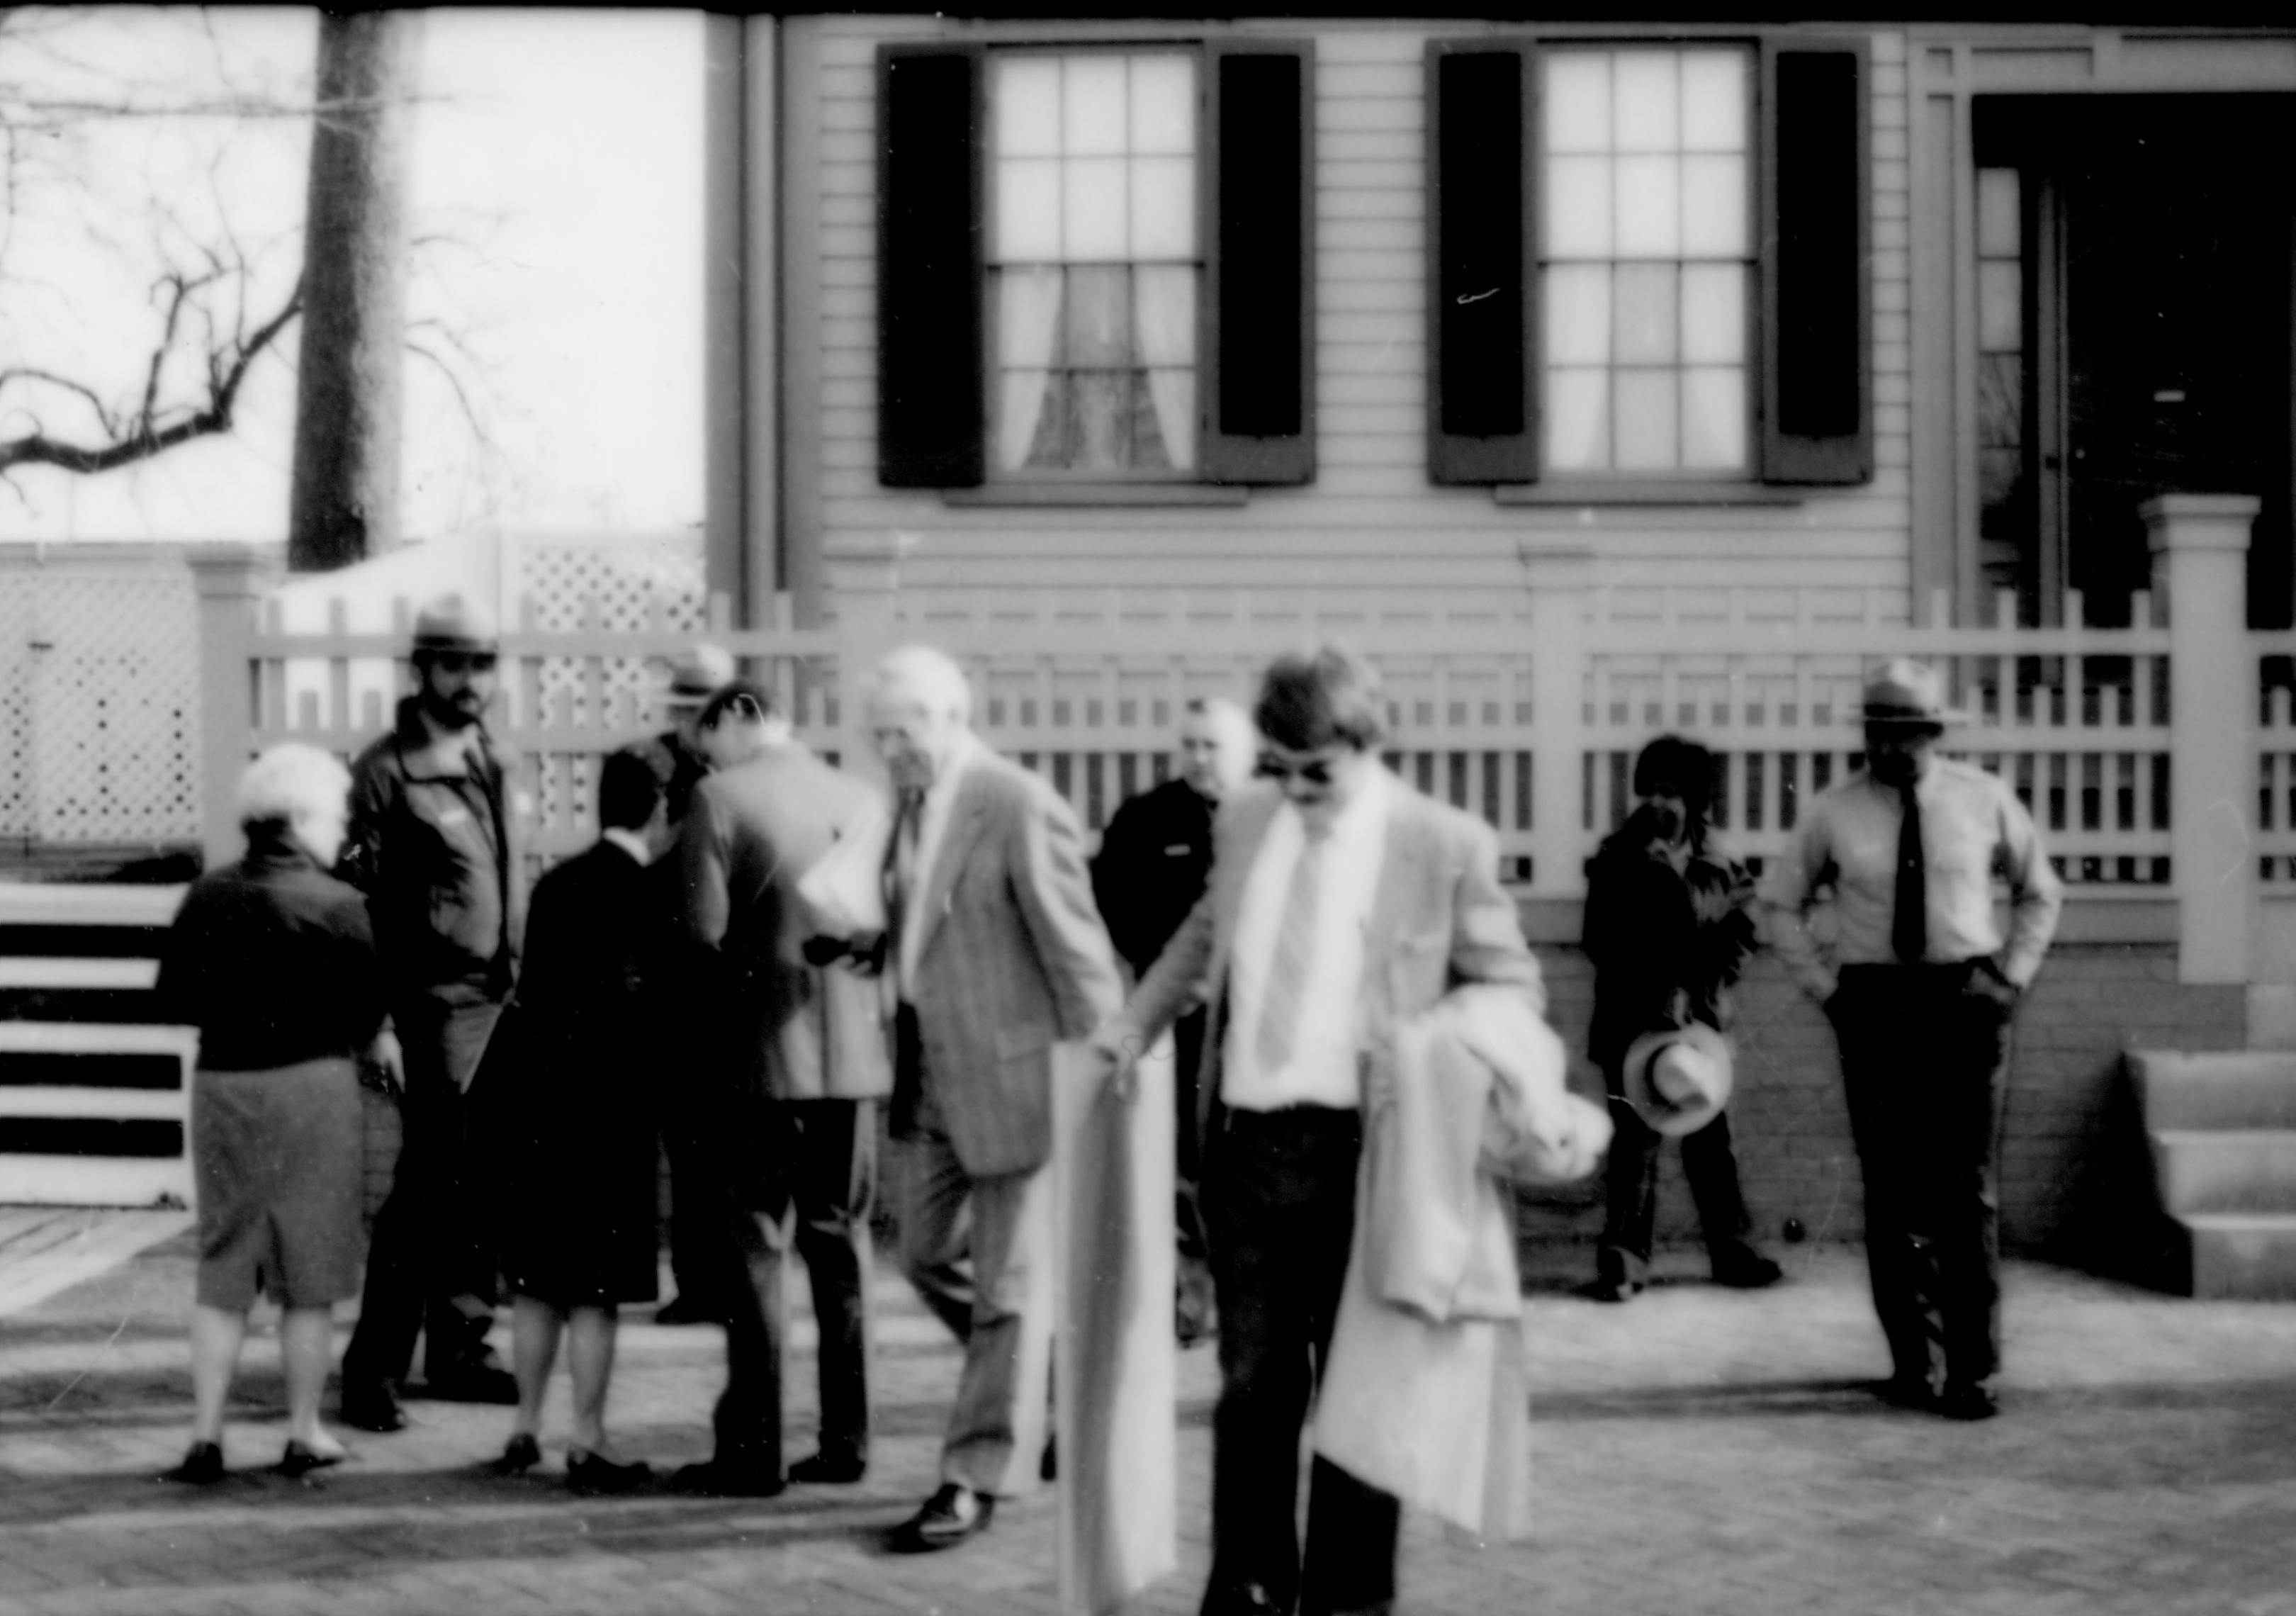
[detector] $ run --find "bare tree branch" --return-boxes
[0,275,302,475]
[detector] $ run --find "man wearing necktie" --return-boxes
[1763,658,2064,1421]
[865,646,1125,1553]
[1099,644,1543,1616]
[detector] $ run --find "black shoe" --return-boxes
[158,1440,225,1485]
[1935,1381,2000,1421]
[415,1364,519,1405]
[339,1382,407,1433]
[1203,1582,1286,1616]
[1040,1435,1057,1482]
[669,1458,786,1498]
[568,1449,652,1495]
[887,1483,995,1553]
[1574,1276,1643,1303]
[651,1294,726,1326]
[787,1450,867,1486]
[490,1432,542,1476]
[278,1440,346,1479]
[1871,1373,1937,1411]
[1711,1253,1785,1290]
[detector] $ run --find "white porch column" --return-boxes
[186,546,276,873]
[2146,493,2260,986]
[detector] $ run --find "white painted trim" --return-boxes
[0,959,159,991]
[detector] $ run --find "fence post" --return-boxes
[1526,551,1593,897]
[186,545,274,874]
[833,534,913,775]
[2146,494,2260,987]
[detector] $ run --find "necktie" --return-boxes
[1892,780,1927,965]
[884,787,924,956]
[1255,828,1329,1074]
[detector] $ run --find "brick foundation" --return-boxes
[1520,942,2245,1272]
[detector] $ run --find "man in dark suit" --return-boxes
[669,681,894,1497]
[1091,697,1256,1343]
[1102,645,1544,1616]
[869,645,1126,1553]
[624,643,736,1326]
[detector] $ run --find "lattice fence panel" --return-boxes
[513,537,706,831]
[30,570,201,842]
[0,584,33,839]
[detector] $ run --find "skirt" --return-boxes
[191,1057,365,1311]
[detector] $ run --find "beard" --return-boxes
[421,690,486,731]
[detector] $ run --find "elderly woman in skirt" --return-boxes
[156,743,395,1483]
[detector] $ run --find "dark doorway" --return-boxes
[1975,96,2296,628]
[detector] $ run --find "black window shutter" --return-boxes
[1204,41,1315,485]
[1427,42,1536,486]
[1760,37,1872,485]
[878,45,984,488]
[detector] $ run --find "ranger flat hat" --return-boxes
[663,643,737,707]
[1621,1023,1735,1138]
[410,593,498,655]
[1862,656,1966,729]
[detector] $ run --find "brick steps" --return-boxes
[2132,1050,2296,1297]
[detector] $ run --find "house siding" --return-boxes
[801,17,1915,620]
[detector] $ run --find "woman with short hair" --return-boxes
[156,743,395,1483]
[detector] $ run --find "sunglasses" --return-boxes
[1255,751,1339,787]
[429,652,497,675]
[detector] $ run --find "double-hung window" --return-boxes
[1428,34,1871,489]
[879,40,1315,493]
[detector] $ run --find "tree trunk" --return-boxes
[288,11,420,571]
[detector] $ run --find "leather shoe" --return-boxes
[1711,1253,1785,1290]
[568,1449,652,1495]
[651,1294,726,1326]
[1871,1373,1938,1411]
[1203,1582,1285,1615]
[1575,1276,1643,1303]
[415,1363,519,1405]
[669,1458,786,1498]
[278,1440,345,1479]
[339,1382,407,1432]
[1935,1381,2000,1421]
[158,1440,225,1485]
[887,1482,994,1553]
[490,1432,543,1476]
[787,1450,867,1485]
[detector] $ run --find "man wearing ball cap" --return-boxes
[1762,657,2062,1421]
[337,593,524,1431]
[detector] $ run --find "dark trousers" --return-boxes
[1597,1091,1755,1286]
[711,1098,877,1474]
[1201,1106,1400,1616]
[344,994,503,1388]
[1829,962,2016,1391]
[662,1038,737,1310]
[1173,1009,1215,1318]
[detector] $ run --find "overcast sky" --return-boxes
[2,7,704,544]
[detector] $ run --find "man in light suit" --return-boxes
[1099,644,1543,1616]
[670,680,893,1497]
[868,645,1125,1554]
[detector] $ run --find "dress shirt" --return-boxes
[1761,755,2064,1001]
[601,828,653,866]
[897,728,981,999]
[1222,763,1390,1111]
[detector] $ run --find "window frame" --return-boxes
[1426,31,1872,494]
[877,38,1316,499]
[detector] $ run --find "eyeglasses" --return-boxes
[429,652,497,675]
[1256,750,1340,787]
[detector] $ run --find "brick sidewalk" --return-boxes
[6,1226,2296,1615]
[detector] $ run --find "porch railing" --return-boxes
[182,492,2268,990]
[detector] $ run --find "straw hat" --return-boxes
[663,643,737,709]
[1621,1023,1735,1137]
[410,593,498,656]
[1861,656,1966,729]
